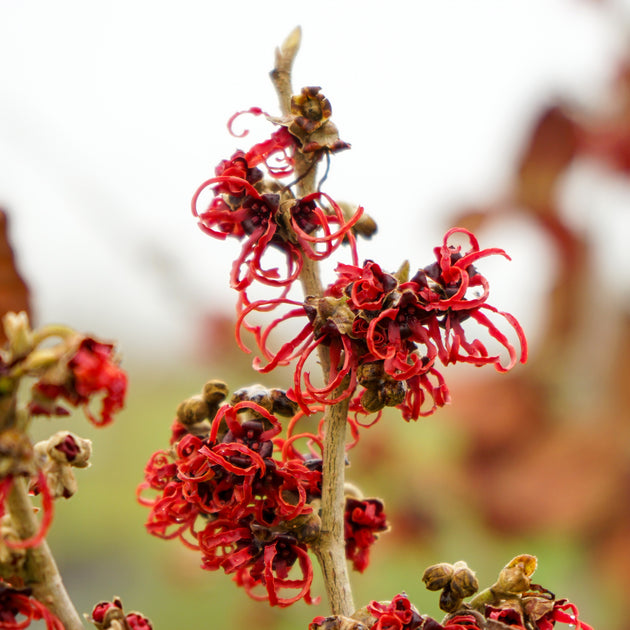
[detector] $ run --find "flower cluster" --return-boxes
[357,590,592,630]
[243,227,527,421]
[138,381,388,606]
[29,336,127,427]
[138,382,321,606]
[344,497,388,573]
[191,90,362,301]
[0,319,127,555]
[90,597,152,630]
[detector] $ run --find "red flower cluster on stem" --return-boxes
[138,384,389,607]
[138,398,323,606]
[191,106,361,301]
[242,227,527,421]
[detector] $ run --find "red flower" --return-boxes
[30,337,127,427]
[138,400,323,606]
[344,497,389,572]
[90,598,152,630]
[536,600,593,630]
[367,593,425,630]
[240,228,526,421]
[0,581,64,630]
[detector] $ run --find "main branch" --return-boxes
[271,27,355,617]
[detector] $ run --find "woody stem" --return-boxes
[1,396,84,630]
[271,27,355,617]
[7,478,85,630]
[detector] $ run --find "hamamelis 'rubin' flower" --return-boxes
[0,581,64,630]
[91,597,152,630]
[29,337,127,427]
[138,399,323,606]
[192,106,362,299]
[240,228,527,421]
[344,497,389,573]
[367,593,426,630]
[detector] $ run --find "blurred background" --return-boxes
[2,0,630,628]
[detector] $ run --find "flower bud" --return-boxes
[357,362,384,387]
[269,388,298,417]
[176,395,209,425]
[231,384,272,411]
[422,562,454,591]
[359,387,385,413]
[284,509,321,544]
[2,311,34,359]
[381,379,406,407]
[201,379,228,407]
[450,562,479,598]
[47,432,92,468]
[439,584,462,613]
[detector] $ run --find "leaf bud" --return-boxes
[496,554,537,594]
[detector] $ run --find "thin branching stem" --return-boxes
[271,26,355,617]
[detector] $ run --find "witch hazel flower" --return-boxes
[0,581,64,630]
[138,381,325,606]
[28,335,127,427]
[90,597,152,630]
[239,227,527,421]
[192,91,363,301]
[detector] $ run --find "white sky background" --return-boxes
[1,0,628,361]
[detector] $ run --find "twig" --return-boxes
[271,27,355,617]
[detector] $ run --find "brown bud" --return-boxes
[353,214,378,239]
[310,616,367,630]
[380,379,406,407]
[231,384,274,414]
[450,562,479,598]
[357,362,384,386]
[284,509,322,544]
[439,584,462,613]
[496,555,537,594]
[422,562,454,591]
[176,395,209,425]
[201,379,229,407]
[360,387,385,413]
[269,388,298,417]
